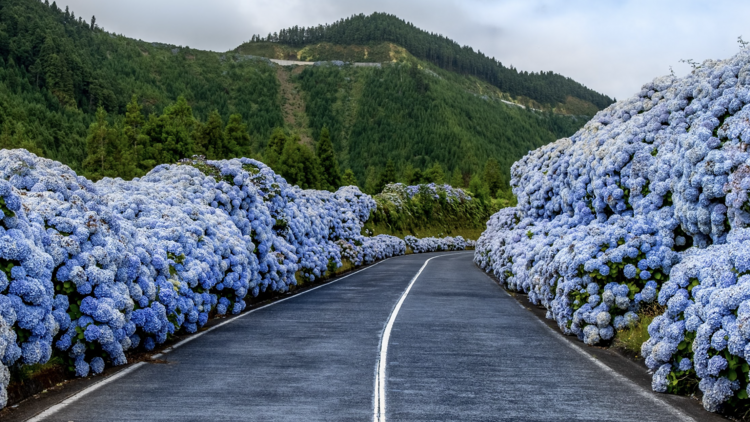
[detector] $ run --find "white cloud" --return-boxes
[60,0,750,100]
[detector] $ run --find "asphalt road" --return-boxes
[28,252,699,421]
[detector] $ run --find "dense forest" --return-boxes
[0,0,283,170]
[0,0,601,195]
[293,62,586,187]
[249,13,615,109]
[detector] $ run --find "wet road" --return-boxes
[29,252,695,421]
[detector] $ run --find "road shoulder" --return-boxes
[480,270,726,422]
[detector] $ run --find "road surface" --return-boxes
[27,252,701,421]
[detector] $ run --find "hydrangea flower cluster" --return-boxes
[0,150,471,408]
[476,47,750,412]
[404,235,474,253]
[396,183,472,203]
[642,228,750,411]
[362,235,406,263]
[374,183,472,211]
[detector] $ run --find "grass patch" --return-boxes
[613,303,665,358]
[9,356,67,383]
[330,259,356,277]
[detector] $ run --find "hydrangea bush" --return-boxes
[475,47,750,412]
[404,235,474,253]
[0,150,465,408]
[367,182,495,240]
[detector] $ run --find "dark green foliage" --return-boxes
[364,166,379,194]
[122,95,148,177]
[450,168,464,188]
[469,174,490,204]
[276,134,323,189]
[0,0,283,172]
[404,166,426,185]
[341,169,358,187]
[316,127,341,191]
[195,110,225,159]
[224,114,252,158]
[376,160,397,193]
[365,184,498,239]
[264,127,287,169]
[82,107,120,179]
[293,63,581,190]
[425,162,445,184]
[142,96,196,165]
[483,158,503,198]
[252,13,614,109]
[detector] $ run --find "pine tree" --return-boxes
[497,187,516,208]
[5,122,44,156]
[82,107,118,179]
[409,168,425,185]
[316,127,341,191]
[376,159,396,192]
[400,163,416,184]
[265,127,287,169]
[0,122,12,149]
[197,110,224,159]
[342,169,358,187]
[450,168,464,188]
[123,95,148,176]
[483,158,503,198]
[425,162,445,184]
[39,37,74,107]
[111,121,135,179]
[364,166,379,194]
[278,134,322,189]
[144,96,195,164]
[469,174,490,203]
[224,114,251,158]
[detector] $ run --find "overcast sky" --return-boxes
[61,0,748,100]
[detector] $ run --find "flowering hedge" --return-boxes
[366,182,495,237]
[0,150,457,408]
[475,47,750,413]
[404,235,475,253]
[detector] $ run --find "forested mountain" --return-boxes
[0,0,609,194]
[247,13,615,110]
[0,0,283,172]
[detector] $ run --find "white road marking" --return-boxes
[27,258,393,422]
[483,272,695,422]
[25,362,147,422]
[373,253,467,422]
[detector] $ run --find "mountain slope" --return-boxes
[246,12,615,111]
[286,62,587,184]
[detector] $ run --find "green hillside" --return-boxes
[285,62,588,185]
[246,12,615,110]
[0,0,608,190]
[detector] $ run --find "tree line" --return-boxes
[76,92,515,206]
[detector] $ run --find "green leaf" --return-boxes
[729,369,738,382]
[739,389,749,400]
